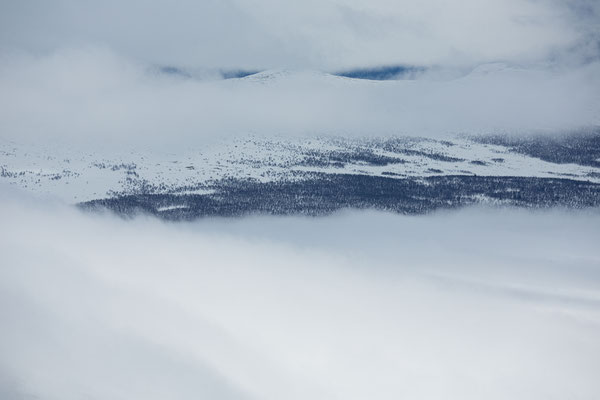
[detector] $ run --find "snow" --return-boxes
[156,205,189,212]
[1,134,599,203]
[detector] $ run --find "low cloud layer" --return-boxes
[1,48,599,148]
[1,190,600,399]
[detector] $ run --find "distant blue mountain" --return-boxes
[334,65,425,80]
[220,69,261,79]
[156,66,260,80]
[156,65,425,81]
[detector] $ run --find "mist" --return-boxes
[1,189,600,400]
[1,47,599,149]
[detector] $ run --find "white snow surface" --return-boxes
[1,135,599,203]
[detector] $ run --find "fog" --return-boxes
[1,48,599,148]
[1,190,600,399]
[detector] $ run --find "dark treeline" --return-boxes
[80,174,600,220]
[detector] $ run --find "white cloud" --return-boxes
[1,48,598,148]
[1,191,600,399]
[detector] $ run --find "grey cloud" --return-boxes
[0,0,597,69]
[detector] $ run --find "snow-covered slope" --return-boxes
[2,133,600,213]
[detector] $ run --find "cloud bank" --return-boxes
[1,48,599,147]
[1,190,600,399]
